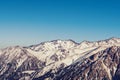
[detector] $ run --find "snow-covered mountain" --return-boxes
[0,37,120,80]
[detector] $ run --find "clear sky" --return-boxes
[0,0,120,47]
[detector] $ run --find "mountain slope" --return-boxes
[0,46,45,80]
[0,38,120,80]
[50,46,120,80]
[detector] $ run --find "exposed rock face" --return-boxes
[0,38,120,80]
[33,46,120,80]
[51,46,120,80]
[0,46,45,80]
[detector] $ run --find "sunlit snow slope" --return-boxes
[0,37,120,80]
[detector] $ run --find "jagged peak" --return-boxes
[28,37,120,50]
[0,37,120,80]
[80,40,91,44]
[46,39,77,44]
[97,37,120,42]
[107,37,120,41]
[108,37,120,40]
[81,37,120,44]
[29,39,77,48]
[1,37,120,51]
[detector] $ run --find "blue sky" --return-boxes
[0,0,120,47]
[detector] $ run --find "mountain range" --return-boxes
[0,37,120,80]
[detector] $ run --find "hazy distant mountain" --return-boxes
[0,38,120,80]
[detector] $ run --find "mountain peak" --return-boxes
[0,37,120,80]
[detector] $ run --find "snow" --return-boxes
[102,61,111,80]
[113,66,117,75]
[26,38,120,75]
[16,55,28,68]
[22,70,35,74]
[0,38,120,78]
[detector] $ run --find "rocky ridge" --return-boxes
[0,38,120,80]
